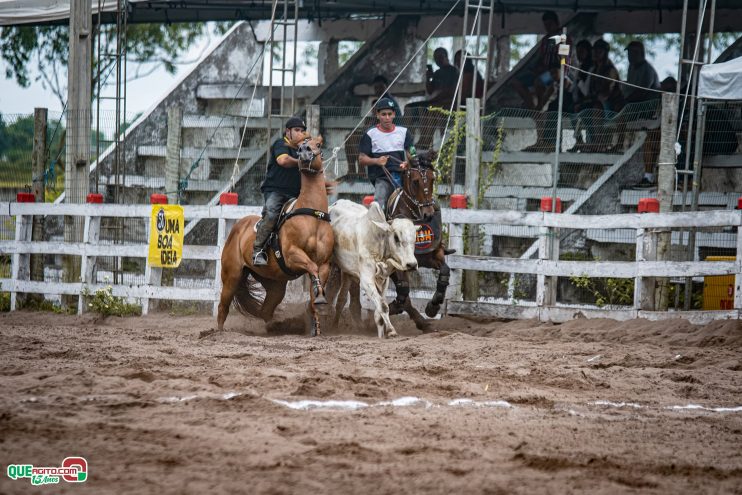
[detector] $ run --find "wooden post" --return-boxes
[735,224,742,312]
[31,108,47,290]
[446,222,465,309]
[634,228,658,311]
[463,98,481,301]
[655,92,679,311]
[10,213,33,310]
[213,214,236,317]
[536,224,559,307]
[64,0,92,306]
[78,211,101,314]
[165,107,183,204]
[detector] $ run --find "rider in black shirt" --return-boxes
[252,116,307,266]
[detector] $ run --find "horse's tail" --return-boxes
[232,266,265,319]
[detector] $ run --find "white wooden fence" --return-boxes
[443,208,741,324]
[0,202,258,315]
[1,202,740,324]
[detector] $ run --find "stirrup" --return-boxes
[252,249,268,266]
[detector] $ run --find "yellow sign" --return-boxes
[148,205,184,268]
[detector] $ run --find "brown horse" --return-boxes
[386,149,452,330]
[216,136,334,336]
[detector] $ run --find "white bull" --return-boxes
[329,199,418,338]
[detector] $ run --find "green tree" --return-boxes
[0,22,232,107]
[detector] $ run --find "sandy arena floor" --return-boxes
[0,308,741,494]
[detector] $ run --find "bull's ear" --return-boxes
[367,202,391,231]
[367,201,385,221]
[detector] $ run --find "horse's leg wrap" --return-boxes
[426,266,450,318]
[389,275,409,316]
[311,275,327,305]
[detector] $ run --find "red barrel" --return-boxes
[540,196,562,213]
[150,193,168,205]
[220,192,239,205]
[449,194,467,209]
[736,196,742,210]
[638,197,660,213]
[86,193,104,204]
[362,195,374,206]
[16,192,35,203]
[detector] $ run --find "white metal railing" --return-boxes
[1,202,740,323]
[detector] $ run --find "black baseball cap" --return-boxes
[375,97,396,111]
[285,116,306,130]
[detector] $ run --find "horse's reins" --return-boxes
[380,156,436,219]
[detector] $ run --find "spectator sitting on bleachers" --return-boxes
[510,11,567,111]
[406,47,459,149]
[407,47,458,112]
[454,50,484,104]
[624,41,661,104]
[567,39,593,151]
[579,39,625,151]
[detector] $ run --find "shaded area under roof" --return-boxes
[2,0,741,26]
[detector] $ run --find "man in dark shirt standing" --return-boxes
[406,47,459,149]
[359,97,413,213]
[252,116,307,266]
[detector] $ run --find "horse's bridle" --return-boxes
[297,139,323,174]
[401,166,436,213]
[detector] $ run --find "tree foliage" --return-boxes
[0,22,227,106]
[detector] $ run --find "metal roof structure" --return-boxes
[2,0,742,26]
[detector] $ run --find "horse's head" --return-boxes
[297,135,324,174]
[402,149,437,220]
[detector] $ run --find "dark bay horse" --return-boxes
[386,149,452,330]
[216,136,334,336]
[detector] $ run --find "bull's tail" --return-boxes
[232,267,266,318]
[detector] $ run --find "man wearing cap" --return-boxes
[358,97,413,213]
[624,40,660,103]
[252,116,307,266]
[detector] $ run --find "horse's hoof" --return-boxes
[443,247,456,255]
[388,300,405,315]
[425,302,441,318]
[386,329,399,338]
[417,320,433,333]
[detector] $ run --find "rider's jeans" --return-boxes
[373,178,396,213]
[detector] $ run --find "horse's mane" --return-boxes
[416,149,438,170]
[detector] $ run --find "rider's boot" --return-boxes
[252,217,275,266]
